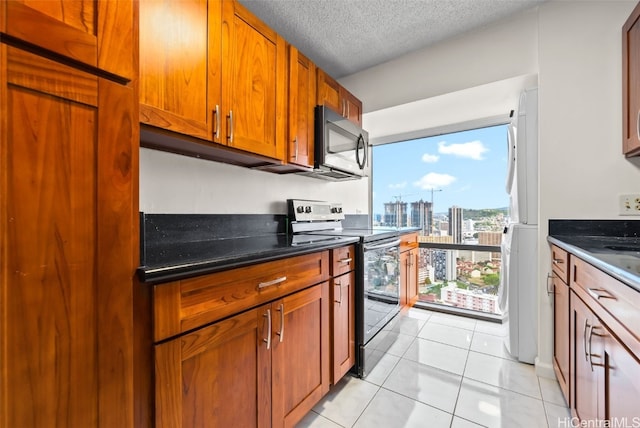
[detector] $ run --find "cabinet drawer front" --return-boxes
[571,257,640,358]
[400,233,418,252]
[551,245,569,283]
[331,245,355,276]
[153,251,330,341]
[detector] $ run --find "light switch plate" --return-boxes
[619,194,640,215]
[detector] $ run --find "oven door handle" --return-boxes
[364,239,401,251]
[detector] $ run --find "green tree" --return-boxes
[484,273,500,286]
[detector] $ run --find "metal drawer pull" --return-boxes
[276,304,284,343]
[588,325,605,372]
[587,287,616,301]
[636,109,640,141]
[258,276,287,289]
[552,258,564,265]
[293,137,298,161]
[263,310,272,350]
[339,258,352,264]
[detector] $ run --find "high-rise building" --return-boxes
[410,199,433,235]
[448,205,463,243]
[383,201,407,227]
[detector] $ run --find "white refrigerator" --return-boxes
[499,88,538,364]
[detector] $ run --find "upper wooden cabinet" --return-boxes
[139,0,221,141]
[139,0,286,161]
[287,45,316,169]
[317,68,363,126]
[1,0,135,81]
[623,2,640,156]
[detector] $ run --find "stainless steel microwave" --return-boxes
[300,105,369,181]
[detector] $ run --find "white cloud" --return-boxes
[421,153,439,163]
[438,140,488,160]
[388,181,407,190]
[413,173,456,189]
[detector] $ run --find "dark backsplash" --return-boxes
[549,219,640,237]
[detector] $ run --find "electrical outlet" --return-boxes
[619,194,640,215]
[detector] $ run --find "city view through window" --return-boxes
[372,124,509,316]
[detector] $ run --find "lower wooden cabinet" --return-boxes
[400,233,419,307]
[568,257,640,423]
[552,273,570,403]
[331,271,355,383]
[154,281,330,428]
[570,291,601,422]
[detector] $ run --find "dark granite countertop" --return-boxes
[137,213,360,284]
[548,220,640,292]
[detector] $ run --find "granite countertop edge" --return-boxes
[137,236,361,284]
[547,236,640,293]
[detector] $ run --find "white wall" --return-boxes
[340,0,640,377]
[339,7,539,113]
[537,0,639,375]
[139,148,369,214]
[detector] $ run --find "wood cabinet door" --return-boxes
[340,87,362,126]
[603,326,640,420]
[317,68,341,114]
[570,291,602,421]
[288,45,315,168]
[139,0,222,142]
[400,250,409,306]
[407,249,419,306]
[272,282,330,428]
[222,0,285,160]
[1,46,135,428]
[623,2,640,156]
[155,306,271,428]
[553,275,570,403]
[2,0,134,80]
[332,271,355,383]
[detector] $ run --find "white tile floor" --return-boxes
[297,307,570,428]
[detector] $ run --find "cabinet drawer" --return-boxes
[331,245,355,276]
[153,251,330,341]
[551,245,570,283]
[571,257,640,359]
[400,233,418,252]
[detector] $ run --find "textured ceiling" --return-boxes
[238,0,545,79]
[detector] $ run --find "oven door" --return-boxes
[362,237,401,343]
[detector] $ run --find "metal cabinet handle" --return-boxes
[636,110,640,141]
[276,304,284,343]
[552,258,564,265]
[583,319,590,362]
[587,287,616,301]
[546,273,554,296]
[342,99,346,117]
[339,258,352,264]
[587,325,605,372]
[258,276,287,289]
[213,105,220,140]
[335,281,342,304]
[293,137,298,161]
[227,110,234,143]
[263,309,272,350]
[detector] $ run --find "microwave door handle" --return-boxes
[364,239,401,251]
[356,135,366,169]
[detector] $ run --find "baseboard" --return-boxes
[534,357,556,379]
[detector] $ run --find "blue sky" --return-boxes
[372,124,509,216]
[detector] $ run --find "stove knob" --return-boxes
[338,207,343,213]
[331,207,338,213]
[305,206,312,213]
[296,206,304,213]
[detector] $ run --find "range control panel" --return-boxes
[287,199,344,222]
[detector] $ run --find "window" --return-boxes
[372,124,509,316]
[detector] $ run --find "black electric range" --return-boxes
[288,199,402,378]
